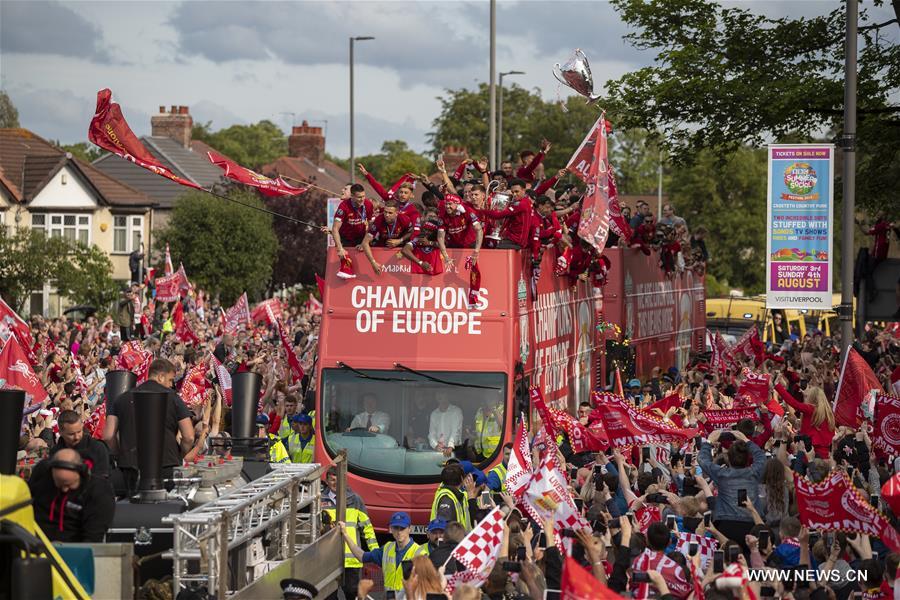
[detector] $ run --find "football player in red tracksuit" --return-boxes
[436,194,484,268]
[361,200,415,274]
[483,178,534,250]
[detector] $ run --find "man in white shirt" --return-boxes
[429,392,463,456]
[347,393,390,434]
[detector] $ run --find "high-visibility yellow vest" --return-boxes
[430,486,470,530]
[489,463,507,493]
[277,417,293,440]
[474,407,501,456]
[323,505,378,568]
[267,433,289,463]
[284,432,315,463]
[382,541,428,591]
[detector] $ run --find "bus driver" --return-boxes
[347,393,390,434]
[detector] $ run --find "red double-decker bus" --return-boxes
[314,246,704,530]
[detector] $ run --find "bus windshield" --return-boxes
[320,368,507,480]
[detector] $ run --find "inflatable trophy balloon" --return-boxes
[553,49,601,104]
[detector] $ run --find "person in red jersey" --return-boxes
[482,178,533,250]
[402,217,444,275]
[358,164,420,225]
[436,193,483,267]
[331,183,374,259]
[516,138,551,184]
[361,200,415,274]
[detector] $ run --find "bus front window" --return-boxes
[320,369,507,480]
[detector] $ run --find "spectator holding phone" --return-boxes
[699,428,767,551]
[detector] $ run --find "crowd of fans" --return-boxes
[333,141,707,282]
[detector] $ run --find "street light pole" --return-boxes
[349,36,374,184]
[498,70,525,164]
[488,0,497,171]
[840,0,857,357]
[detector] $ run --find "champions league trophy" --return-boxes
[486,188,510,242]
[553,49,601,103]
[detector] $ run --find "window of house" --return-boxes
[113,215,143,253]
[31,213,90,244]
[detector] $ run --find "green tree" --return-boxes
[0,91,19,128]
[0,228,67,311]
[609,128,665,196]
[192,120,287,169]
[54,242,119,310]
[667,147,768,295]
[157,189,278,303]
[355,140,431,185]
[56,141,105,163]
[0,228,118,312]
[605,0,900,215]
[429,83,599,172]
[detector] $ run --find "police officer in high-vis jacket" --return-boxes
[340,511,427,599]
[283,413,315,463]
[322,467,378,600]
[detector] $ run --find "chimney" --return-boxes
[151,105,193,148]
[289,120,325,165]
[442,145,468,177]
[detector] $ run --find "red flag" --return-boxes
[154,272,179,302]
[701,407,759,431]
[561,556,618,599]
[506,416,533,499]
[274,314,304,383]
[646,392,683,416]
[871,392,900,460]
[116,340,153,384]
[172,301,200,345]
[465,256,481,309]
[710,331,728,375]
[834,347,883,428]
[566,116,602,183]
[0,295,37,365]
[175,263,192,297]
[530,387,559,440]
[881,472,900,516]
[576,115,611,253]
[0,335,48,405]
[795,470,900,553]
[223,293,251,334]
[614,368,624,397]
[606,170,632,244]
[306,295,323,316]
[164,243,174,276]
[591,392,699,448]
[315,273,325,300]
[88,89,203,191]
[179,360,211,410]
[250,298,282,324]
[85,403,106,440]
[548,407,609,453]
[210,354,233,406]
[207,150,307,197]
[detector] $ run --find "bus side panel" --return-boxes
[524,253,603,413]
[618,249,706,378]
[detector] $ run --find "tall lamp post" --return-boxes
[488,0,497,171]
[349,35,374,184]
[497,70,525,165]
[839,0,857,356]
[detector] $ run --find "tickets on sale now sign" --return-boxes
[765,145,834,310]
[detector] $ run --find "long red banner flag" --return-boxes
[88,89,203,191]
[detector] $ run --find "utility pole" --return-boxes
[840,0,857,358]
[488,0,497,171]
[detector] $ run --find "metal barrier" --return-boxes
[165,463,325,597]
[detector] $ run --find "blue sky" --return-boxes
[1,0,894,157]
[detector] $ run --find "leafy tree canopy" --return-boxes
[354,140,431,185]
[0,228,118,312]
[192,120,287,169]
[0,91,19,128]
[429,83,599,171]
[157,189,278,304]
[604,0,900,214]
